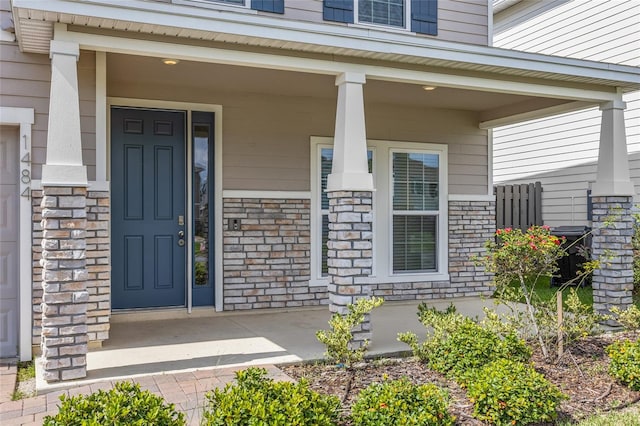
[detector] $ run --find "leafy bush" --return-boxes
[43,381,185,426]
[316,296,384,367]
[467,359,566,426]
[202,367,341,426]
[606,339,640,391]
[610,305,640,330]
[351,378,454,426]
[427,321,531,384]
[399,304,530,384]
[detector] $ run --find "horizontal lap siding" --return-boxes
[493,0,640,226]
[224,0,488,45]
[0,43,97,180]
[109,79,488,195]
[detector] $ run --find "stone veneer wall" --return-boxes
[223,198,327,310]
[447,200,495,296]
[32,189,110,348]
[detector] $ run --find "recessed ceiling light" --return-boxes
[422,86,437,91]
[162,58,180,65]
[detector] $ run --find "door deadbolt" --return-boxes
[178,239,185,247]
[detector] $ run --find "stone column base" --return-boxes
[591,196,634,322]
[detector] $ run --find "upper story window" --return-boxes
[358,0,406,28]
[323,0,437,35]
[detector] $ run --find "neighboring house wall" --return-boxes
[158,0,489,46]
[492,0,640,226]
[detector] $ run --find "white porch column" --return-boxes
[40,40,89,382]
[591,98,635,322]
[326,72,374,349]
[591,99,634,197]
[326,72,374,192]
[41,40,87,186]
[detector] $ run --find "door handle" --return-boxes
[177,230,185,246]
[178,230,185,238]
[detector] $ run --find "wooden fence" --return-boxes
[495,182,543,230]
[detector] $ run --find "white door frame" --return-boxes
[0,106,35,361]
[106,98,224,312]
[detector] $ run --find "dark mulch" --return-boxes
[281,331,640,425]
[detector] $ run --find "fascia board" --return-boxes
[13,0,640,88]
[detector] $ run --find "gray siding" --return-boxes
[170,0,488,46]
[0,42,97,180]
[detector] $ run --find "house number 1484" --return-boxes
[20,152,30,199]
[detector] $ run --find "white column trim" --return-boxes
[592,98,635,196]
[41,38,88,187]
[0,106,34,362]
[327,72,374,192]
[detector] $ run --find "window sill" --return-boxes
[349,22,412,35]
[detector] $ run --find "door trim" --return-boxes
[107,98,223,312]
[0,106,34,361]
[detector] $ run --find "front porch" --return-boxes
[35,298,502,393]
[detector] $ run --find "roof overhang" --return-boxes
[10,0,640,128]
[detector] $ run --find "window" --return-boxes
[358,0,405,28]
[391,151,439,272]
[311,137,448,285]
[323,0,437,36]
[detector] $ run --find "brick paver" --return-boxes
[0,364,291,425]
[0,359,18,403]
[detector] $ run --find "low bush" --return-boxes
[316,296,384,367]
[610,305,640,330]
[351,378,454,426]
[606,339,640,391]
[466,359,566,426]
[202,367,341,425]
[43,381,185,426]
[427,321,531,384]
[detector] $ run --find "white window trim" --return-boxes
[353,0,411,32]
[388,148,445,276]
[310,137,449,287]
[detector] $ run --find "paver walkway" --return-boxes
[0,363,291,426]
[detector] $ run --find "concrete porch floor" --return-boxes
[36,297,501,394]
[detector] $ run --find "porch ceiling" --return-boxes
[109,53,567,115]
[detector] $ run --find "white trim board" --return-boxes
[1,106,34,362]
[223,190,311,199]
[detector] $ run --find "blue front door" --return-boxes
[111,108,186,309]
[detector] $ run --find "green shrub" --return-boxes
[316,296,384,367]
[427,321,531,384]
[611,305,640,330]
[43,381,185,426]
[202,367,341,426]
[467,359,566,426]
[351,378,454,426]
[606,339,640,391]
